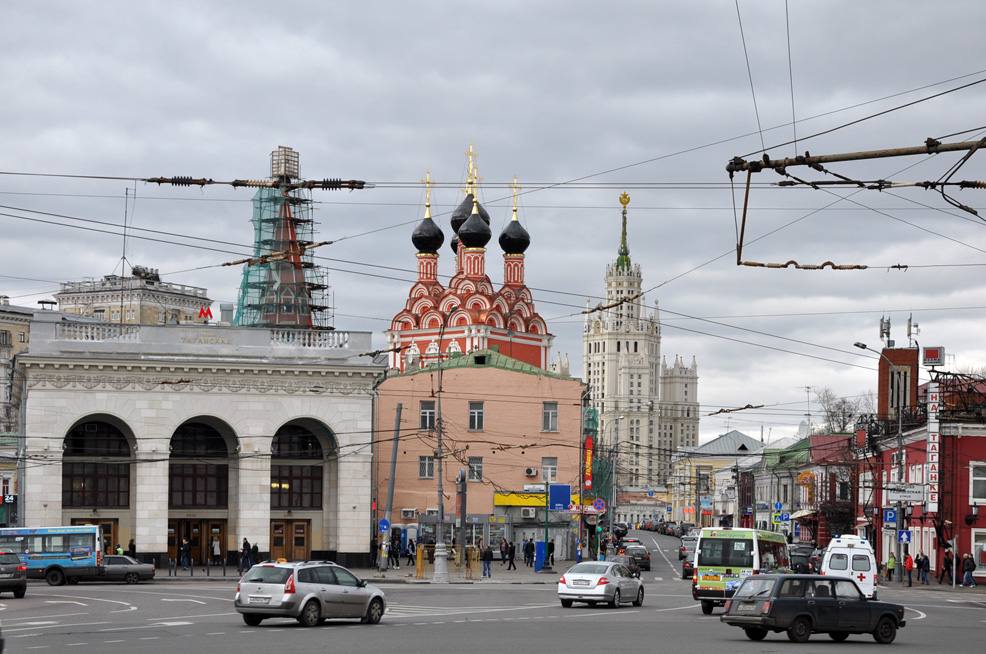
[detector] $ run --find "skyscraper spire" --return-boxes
[616,191,631,269]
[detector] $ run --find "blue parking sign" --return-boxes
[883,508,897,525]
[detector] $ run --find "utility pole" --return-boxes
[694,466,702,529]
[543,476,551,571]
[433,350,449,583]
[456,469,467,573]
[379,403,402,573]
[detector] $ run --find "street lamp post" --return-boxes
[854,341,905,582]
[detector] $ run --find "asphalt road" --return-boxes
[1,530,983,653]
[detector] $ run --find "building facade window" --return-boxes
[62,420,131,508]
[541,457,558,482]
[169,463,228,508]
[17,332,26,343]
[420,401,436,431]
[419,456,434,479]
[468,402,484,431]
[542,402,558,432]
[468,457,483,481]
[971,462,986,502]
[270,464,322,509]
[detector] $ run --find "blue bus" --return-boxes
[0,525,105,585]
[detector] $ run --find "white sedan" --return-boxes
[557,561,644,608]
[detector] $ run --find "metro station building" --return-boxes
[17,313,382,567]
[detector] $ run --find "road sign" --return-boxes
[593,498,607,512]
[549,484,571,511]
[774,502,783,511]
[897,530,911,544]
[886,484,924,503]
[882,508,897,527]
[378,518,390,533]
[647,490,655,498]
[666,505,672,513]
[771,512,791,525]
[794,522,801,537]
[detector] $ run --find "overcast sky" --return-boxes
[2,1,985,442]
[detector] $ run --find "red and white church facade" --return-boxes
[387,176,551,371]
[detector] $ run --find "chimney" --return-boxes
[220,303,234,324]
[0,295,8,306]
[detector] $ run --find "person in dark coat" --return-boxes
[962,553,977,587]
[251,542,260,565]
[548,538,556,566]
[370,535,378,568]
[507,541,517,570]
[405,538,416,567]
[939,549,954,584]
[481,542,494,578]
[127,539,136,559]
[180,538,191,570]
[389,532,401,569]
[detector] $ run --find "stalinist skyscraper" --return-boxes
[583,193,698,489]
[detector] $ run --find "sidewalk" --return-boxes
[153,560,566,585]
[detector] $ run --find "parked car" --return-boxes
[678,535,698,561]
[720,574,905,643]
[682,559,695,579]
[235,561,386,627]
[661,521,677,536]
[625,545,651,571]
[678,522,696,537]
[612,522,629,539]
[0,551,27,598]
[103,555,155,584]
[558,561,644,608]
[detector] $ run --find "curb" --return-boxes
[148,575,553,586]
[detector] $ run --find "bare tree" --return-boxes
[813,388,867,433]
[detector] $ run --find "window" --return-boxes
[779,578,808,598]
[809,580,833,598]
[697,538,753,568]
[852,554,871,571]
[169,463,228,508]
[542,402,558,432]
[468,402,484,431]
[62,462,130,508]
[838,481,850,501]
[756,538,790,570]
[973,530,986,572]
[17,332,26,343]
[315,567,337,584]
[541,457,558,482]
[833,579,863,600]
[468,457,483,482]
[418,456,434,479]
[828,553,849,570]
[333,567,360,587]
[270,465,322,509]
[971,463,986,502]
[420,401,436,431]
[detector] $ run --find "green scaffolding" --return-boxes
[233,188,332,329]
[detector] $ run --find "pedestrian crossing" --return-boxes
[385,603,556,620]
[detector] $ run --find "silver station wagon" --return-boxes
[234,561,386,627]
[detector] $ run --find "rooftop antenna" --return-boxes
[879,316,892,347]
[907,313,920,347]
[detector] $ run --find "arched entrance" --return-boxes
[269,419,337,561]
[167,418,237,566]
[62,415,135,554]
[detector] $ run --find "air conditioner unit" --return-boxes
[525,467,538,477]
[521,507,537,519]
[400,508,418,520]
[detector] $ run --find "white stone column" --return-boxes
[23,397,62,528]
[133,449,169,559]
[235,436,271,554]
[335,452,372,561]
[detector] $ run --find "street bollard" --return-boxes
[415,544,425,579]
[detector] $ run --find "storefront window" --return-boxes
[973,530,986,572]
[970,463,986,502]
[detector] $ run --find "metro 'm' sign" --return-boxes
[198,306,213,320]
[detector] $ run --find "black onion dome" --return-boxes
[458,204,491,248]
[412,215,444,253]
[450,193,491,233]
[499,216,530,254]
[450,236,459,253]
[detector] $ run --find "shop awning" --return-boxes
[791,509,817,520]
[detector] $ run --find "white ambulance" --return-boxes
[820,534,878,598]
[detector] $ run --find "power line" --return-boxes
[734,0,766,152]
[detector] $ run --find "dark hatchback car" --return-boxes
[721,574,905,644]
[0,552,27,598]
[625,545,651,571]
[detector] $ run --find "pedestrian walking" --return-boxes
[499,537,508,565]
[904,553,914,587]
[599,538,607,561]
[251,542,260,565]
[211,536,222,566]
[240,538,251,572]
[115,543,123,555]
[918,552,930,584]
[406,538,416,567]
[127,539,136,558]
[507,541,517,570]
[886,553,896,581]
[962,553,977,587]
[939,549,954,584]
[548,538,555,567]
[481,541,494,578]
[389,532,401,569]
[370,535,378,568]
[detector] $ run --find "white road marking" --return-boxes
[139,636,160,640]
[65,643,87,647]
[13,621,58,627]
[6,621,110,633]
[25,647,50,651]
[4,612,89,622]
[650,536,681,579]
[206,632,225,635]
[654,604,700,612]
[161,598,206,604]
[42,593,138,612]
[44,600,87,606]
[904,607,927,620]
[104,640,126,644]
